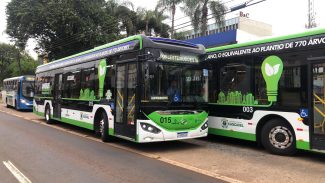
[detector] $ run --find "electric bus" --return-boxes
[34,35,209,143]
[205,28,325,155]
[2,76,35,110]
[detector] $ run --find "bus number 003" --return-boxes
[243,106,253,113]
[160,117,172,123]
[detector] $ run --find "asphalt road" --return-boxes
[0,111,223,183]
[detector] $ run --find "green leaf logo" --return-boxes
[98,59,107,98]
[261,55,283,102]
[99,64,105,76]
[265,63,280,76]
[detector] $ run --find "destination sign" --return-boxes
[159,51,199,64]
[37,40,139,72]
[205,34,325,61]
[25,76,35,81]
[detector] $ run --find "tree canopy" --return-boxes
[5,0,225,62]
[0,43,38,87]
[6,0,171,61]
[6,0,120,60]
[182,0,226,35]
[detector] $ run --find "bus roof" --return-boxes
[207,28,325,53]
[36,35,204,73]
[3,75,35,82]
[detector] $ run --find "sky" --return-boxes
[1,0,325,59]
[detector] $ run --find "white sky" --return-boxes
[1,0,325,59]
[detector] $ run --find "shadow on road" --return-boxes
[27,116,325,163]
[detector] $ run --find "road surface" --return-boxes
[0,111,223,183]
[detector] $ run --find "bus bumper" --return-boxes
[18,100,33,110]
[137,119,208,143]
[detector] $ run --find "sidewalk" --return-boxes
[1,104,325,183]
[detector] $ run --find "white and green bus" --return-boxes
[205,28,325,155]
[34,35,209,143]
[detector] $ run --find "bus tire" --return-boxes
[261,119,297,155]
[99,112,112,142]
[15,100,19,110]
[5,98,9,108]
[44,105,53,124]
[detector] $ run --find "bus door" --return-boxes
[114,63,137,140]
[310,61,325,150]
[53,73,63,119]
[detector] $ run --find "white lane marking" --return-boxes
[3,160,32,183]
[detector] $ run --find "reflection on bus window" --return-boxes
[142,63,208,103]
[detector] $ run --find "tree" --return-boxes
[182,0,226,36]
[153,7,170,38]
[6,0,120,60]
[174,31,187,40]
[136,8,156,36]
[106,0,137,37]
[0,43,38,87]
[157,0,183,38]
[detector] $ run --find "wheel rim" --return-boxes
[46,109,50,121]
[269,126,293,149]
[99,118,105,135]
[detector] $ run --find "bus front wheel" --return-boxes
[5,98,9,108]
[15,100,19,110]
[261,119,297,155]
[44,105,53,124]
[99,112,113,142]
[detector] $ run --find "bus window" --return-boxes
[22,80,35,98]
[214,59,255,105]
[219,62,251,94]
[81,68,96,100]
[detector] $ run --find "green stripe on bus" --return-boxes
[53,117,93,130]
[207,28,325,52]
[296,140,310,150]
[208,128,256,141]
[40,35,143,69]
[109,128,114,135]
[61,98,100,102]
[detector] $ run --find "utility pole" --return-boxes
[306,0,316,29]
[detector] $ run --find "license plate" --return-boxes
[177,132,188,138]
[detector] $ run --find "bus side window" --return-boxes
[217,58,254,105]
[80,68,96,100]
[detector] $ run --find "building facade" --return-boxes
[182,15,272,48]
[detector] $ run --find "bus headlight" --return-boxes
[20,99,27,104]
[201,121,208,130]
[140,123,161,134]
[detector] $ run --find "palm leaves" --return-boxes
[182,0,226,36]
[157,0,183,38]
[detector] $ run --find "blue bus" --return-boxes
[2,76,35,110]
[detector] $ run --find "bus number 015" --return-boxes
[243,106,254,113]
[160,117,172,123]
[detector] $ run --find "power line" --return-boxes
[174,0,266,31]
[173,0,245,29]
[42,0,264,56]
[164,0,238,24]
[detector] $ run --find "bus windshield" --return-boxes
[142,62,208,103]
[22,81,35,98]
